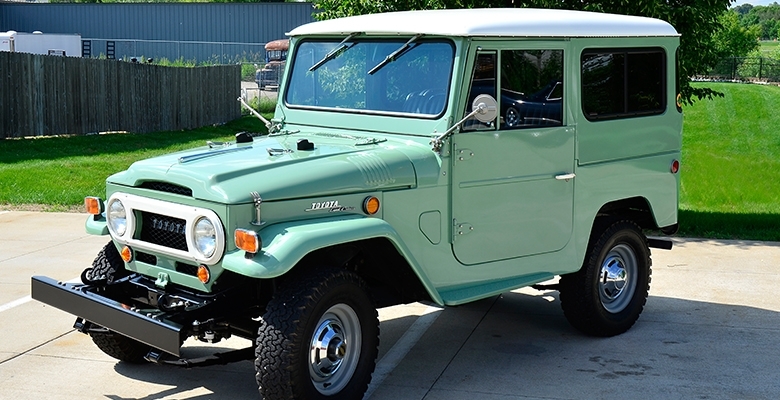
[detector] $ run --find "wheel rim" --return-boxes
[598,244,638,313]
[506,107,520,126]
[309,303,362,395]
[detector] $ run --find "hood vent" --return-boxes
[347,153,395,187]
[140,181,193,197]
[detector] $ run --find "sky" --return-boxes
[731,0,779,6]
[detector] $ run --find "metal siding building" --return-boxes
[0,3,315,61]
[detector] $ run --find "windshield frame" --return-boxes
[283,37,456,120]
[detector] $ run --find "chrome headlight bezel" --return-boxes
[193,217,217,258]
[107,198,127,236]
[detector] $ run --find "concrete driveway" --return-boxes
[1,210,779,399]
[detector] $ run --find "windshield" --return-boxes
[285,39,455,117]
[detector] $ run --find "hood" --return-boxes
[108,132,434,204]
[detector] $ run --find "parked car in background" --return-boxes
[255,39,289,90]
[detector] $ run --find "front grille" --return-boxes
[176,262,199,277]
[139,181,193,197]
[135,251,157,265]
[140,212,188,251]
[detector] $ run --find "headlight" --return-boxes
[193,217,217,258]
[107,199,127,236]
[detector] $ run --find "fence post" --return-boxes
[732,57,737,80]
[759,57,763,80]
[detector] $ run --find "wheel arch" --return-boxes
[592,196,674,233]
[221,216,442,306]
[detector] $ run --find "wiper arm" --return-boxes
[309,32,361,72]
[367,34,423,75]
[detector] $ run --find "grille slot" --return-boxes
[139,181,193,197]
[140,212,188,251]
[135,251,157,265]
[176,262,199,277]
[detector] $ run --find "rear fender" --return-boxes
[221,215,443,304]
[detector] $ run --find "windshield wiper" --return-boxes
[367,34,423,75]
[309,32,361,72]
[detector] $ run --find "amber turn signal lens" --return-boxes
[363,196,380,215]
[84,197,103,215]
[120,246,133,262]
[235,229,260,254]
[197,265,210,283]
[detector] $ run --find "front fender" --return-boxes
[85,214,109,236]
[221,215,443,304]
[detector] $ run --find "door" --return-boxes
[451,48,575,266]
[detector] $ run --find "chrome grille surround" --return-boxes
[106,193,225,265]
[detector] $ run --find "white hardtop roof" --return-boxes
[289,8,679,38]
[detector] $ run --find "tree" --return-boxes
[715,11,761,58]
[314,0,733,105]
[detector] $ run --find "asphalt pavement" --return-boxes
[1,210,779,399]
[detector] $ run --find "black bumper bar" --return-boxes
[31,276,183,356]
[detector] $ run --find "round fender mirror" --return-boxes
[471,94,498,123]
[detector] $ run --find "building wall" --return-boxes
[0,2,315,61]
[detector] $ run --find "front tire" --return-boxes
[559,220,651,337]
[84,242,150,363]
[256,268,379,400]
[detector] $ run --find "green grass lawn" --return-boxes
[679,82,780,240]
[0,116,267,211]
[1,84,779,240]
[760,40,779,55]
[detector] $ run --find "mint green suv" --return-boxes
[32,8,682,400]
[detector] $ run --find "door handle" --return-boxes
[555,173,576,181]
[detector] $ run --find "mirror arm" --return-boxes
[430,103,486,153]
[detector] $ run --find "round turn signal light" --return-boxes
[363,196,380,215]
[120,246,133,262]
[197,265,210,283]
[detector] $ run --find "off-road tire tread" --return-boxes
[559,220,652,337]
[86,241,150,363]
[86,241,126,284]
[90,331,150,363]
[255,268,379,400]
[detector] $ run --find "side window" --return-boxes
[581,48,666,120]
[463,52,496,131]
[500,50,564,130]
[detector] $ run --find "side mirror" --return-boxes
[430,94,499,153]
[471,94,498,124]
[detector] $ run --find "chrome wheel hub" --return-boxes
[309,303,361,395]
[506,108,520,127]
[598,244,637,313]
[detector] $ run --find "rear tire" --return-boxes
[255,268,379,400]
[559,220,651,337]
[85,241,151,363]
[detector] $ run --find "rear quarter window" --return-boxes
[581,48,666,121]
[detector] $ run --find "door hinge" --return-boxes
[455,148,474,162]
[453,219,474,240]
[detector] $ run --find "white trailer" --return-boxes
[0,31,82,57]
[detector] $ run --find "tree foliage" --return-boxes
[715,11,761,58]
[314,0,733,104]
[736,2,780,40]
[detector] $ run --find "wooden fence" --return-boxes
[0,52,241,138]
